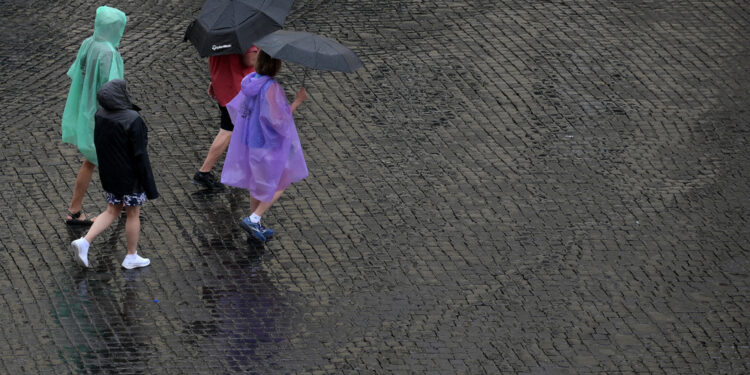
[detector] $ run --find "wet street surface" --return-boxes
[1,0,748,373]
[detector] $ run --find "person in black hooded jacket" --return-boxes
[71,79,158,270]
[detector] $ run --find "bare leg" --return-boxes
[251,189,285,217]
[67,159,97,220]
[250,196,261,212]
[124,206,141,255]
[84,204,123,243]
[199,129,232,172]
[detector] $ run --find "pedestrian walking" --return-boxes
[61,5,127,225]
[71,79,158,269]
[192,46,258,189]
[221,50,308,242]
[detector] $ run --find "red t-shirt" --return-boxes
[208,54,255,106]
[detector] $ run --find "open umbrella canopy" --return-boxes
[184,0,294,57]
[254,30,362,73]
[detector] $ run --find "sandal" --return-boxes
[65,210,95,226]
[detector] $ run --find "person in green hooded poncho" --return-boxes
[62,6,127,225]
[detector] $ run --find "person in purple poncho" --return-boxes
[221,50,308,242]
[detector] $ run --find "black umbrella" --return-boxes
[254,30,363,73]
[184,0,294,57]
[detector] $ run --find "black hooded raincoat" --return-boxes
[94,79,159,200]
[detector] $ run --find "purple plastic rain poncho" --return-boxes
[221,73,308,202]
[61,6,127,165]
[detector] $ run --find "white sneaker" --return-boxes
[71,238,89,268]
[122,254,150,269]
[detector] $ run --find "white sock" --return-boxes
[125,252,138,259]
[249,213,261,224]
[77,238,90,254]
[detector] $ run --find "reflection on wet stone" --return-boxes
[55,270,152,374]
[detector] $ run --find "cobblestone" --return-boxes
[0,0,748,373]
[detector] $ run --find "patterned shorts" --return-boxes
[105,191,147,207]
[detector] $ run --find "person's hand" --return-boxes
[207,82,216,99]
[294,87,308,103]
[291,87,307,112]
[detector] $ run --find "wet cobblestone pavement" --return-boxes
[1,0,749,373]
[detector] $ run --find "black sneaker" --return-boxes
[192,171,223,189]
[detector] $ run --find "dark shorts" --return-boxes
[219,105,233,131]
[105,192,147,207]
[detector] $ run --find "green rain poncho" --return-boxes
[61,6,127,165]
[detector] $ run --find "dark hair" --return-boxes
[255,50,282,76]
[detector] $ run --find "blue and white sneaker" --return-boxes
[261,225,274,239]
[239,216,267,242]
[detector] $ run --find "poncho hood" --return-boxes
[240,73,273,98]
[97,79,138,111]
[94,6,127,48]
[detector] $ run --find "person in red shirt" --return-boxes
[193,46,258,189]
